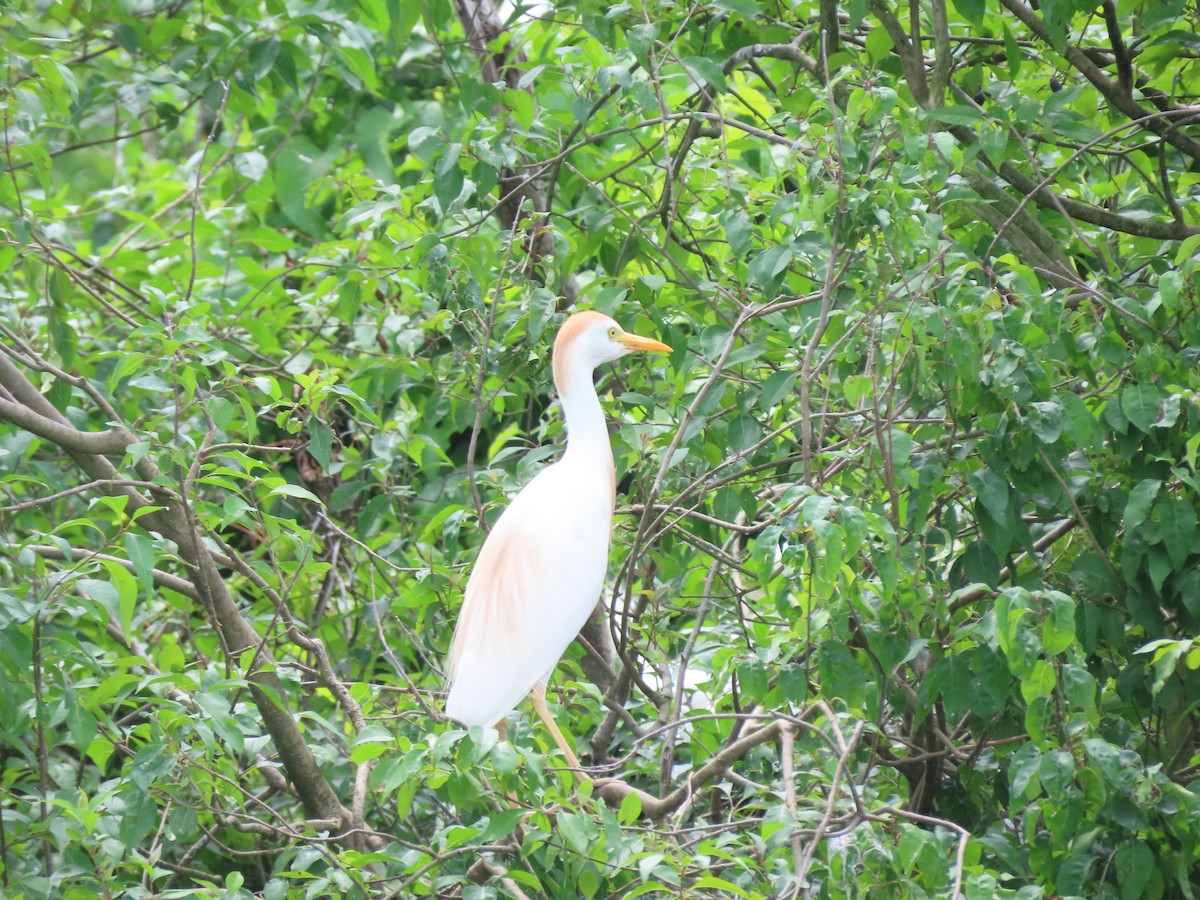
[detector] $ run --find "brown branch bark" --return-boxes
[871,0,930,109]
[1000,0,1200,166]
[594,720,782,819]
[929,0,951,105]
[451,0,580,307]
[13,545,199,598]
[0,345,352,833]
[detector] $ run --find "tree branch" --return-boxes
[594,720,782,819]
[0,395,132,454]
[1000,0,1200,165]
[0,347,353,833]
[871,0,930,108]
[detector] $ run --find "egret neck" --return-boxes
[555,339,617,501]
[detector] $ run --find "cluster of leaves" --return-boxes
[2,0,1200,896]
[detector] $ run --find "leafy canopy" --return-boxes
[2,0,1200,896]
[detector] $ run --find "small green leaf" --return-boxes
[124,533,156,596]
[737,659,768,700]
[1003,24,1023,78]
[953,0,985,23]
[727,415,762,453]
[1121,384,1163,433]
[681,56,727,92]
[626,23,659,62]
[1124,480,1161,532]
[1027,400,1061,443]
[1020,658,1055,703]
[101,560,139,638]
[478,808,525,841]
[270,483,323,503]
[1038,749,1075,795]
[1008,743,1041,799]
[556,810,593,855]
[969,468,1010,522]
[308,418,333,472]
[779,664,808,703]
[957,540,1000,587]
[434,150,464,214]
[490,739,518,773]
[1159,497,1196,568]
[1061,664,1097,717]
[1041,591,1075,656]
[864,26,893,62]
[1115,840,1153,900]
[748,244,793,287]
[759,370,796,410]
[87,736,116,771]
[926,105,982,125]
[978,125,1008,167]
[618,790,642,824]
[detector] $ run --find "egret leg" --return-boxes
[496,719,508,742]
[529,682,586,780]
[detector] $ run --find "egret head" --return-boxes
[553,311,671,396]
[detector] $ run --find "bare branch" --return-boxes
[0,396,132,454]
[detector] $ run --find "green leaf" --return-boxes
[727,415,762,453]
[626,24,659,62]
[434,145,464,213]
[556,810,594,855]
[1037,749,1074,795]
[926,105,982,125]
[953,0,985,23]
[957,540,1000,587]
[681,56,727,92]
[338,46,379,92]
[1008,743,1041,799]
[1020,658,1055,703]
[758,370,796,410]
[978,125,1008,167]
[1061,664,1097,718]
[124,533,156,596]
[478,808,525,842]
[692,876,749,898]
[969,468,1010,522]
[779,664,808,703]
[1027,400,1061,444]
[1121,384,1164,433]
[270,483,323,503]
[308,418,333,472]
[1115,840,1153,900]
[1158,497,1196,568]
[101,560,139,637]
[1124,480,1161,532]
[618,790,642,824]
[1003,24,1023,79]
[1040,591,1075,656]
[748,244,793,287]
[489,740,518,773]
[737,659,768,700]
[864,26,893,62]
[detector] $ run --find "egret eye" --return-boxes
[608,326,619,339]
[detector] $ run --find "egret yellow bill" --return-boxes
[445,311,672,774]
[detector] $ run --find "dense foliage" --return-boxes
[3,0,1200,896]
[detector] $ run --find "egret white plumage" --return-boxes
[445,311,672,772]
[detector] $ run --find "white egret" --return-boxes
[446,310,672,773]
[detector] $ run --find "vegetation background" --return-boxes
[3,0,1200,896]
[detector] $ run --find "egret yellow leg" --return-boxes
[529,682,587,780]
